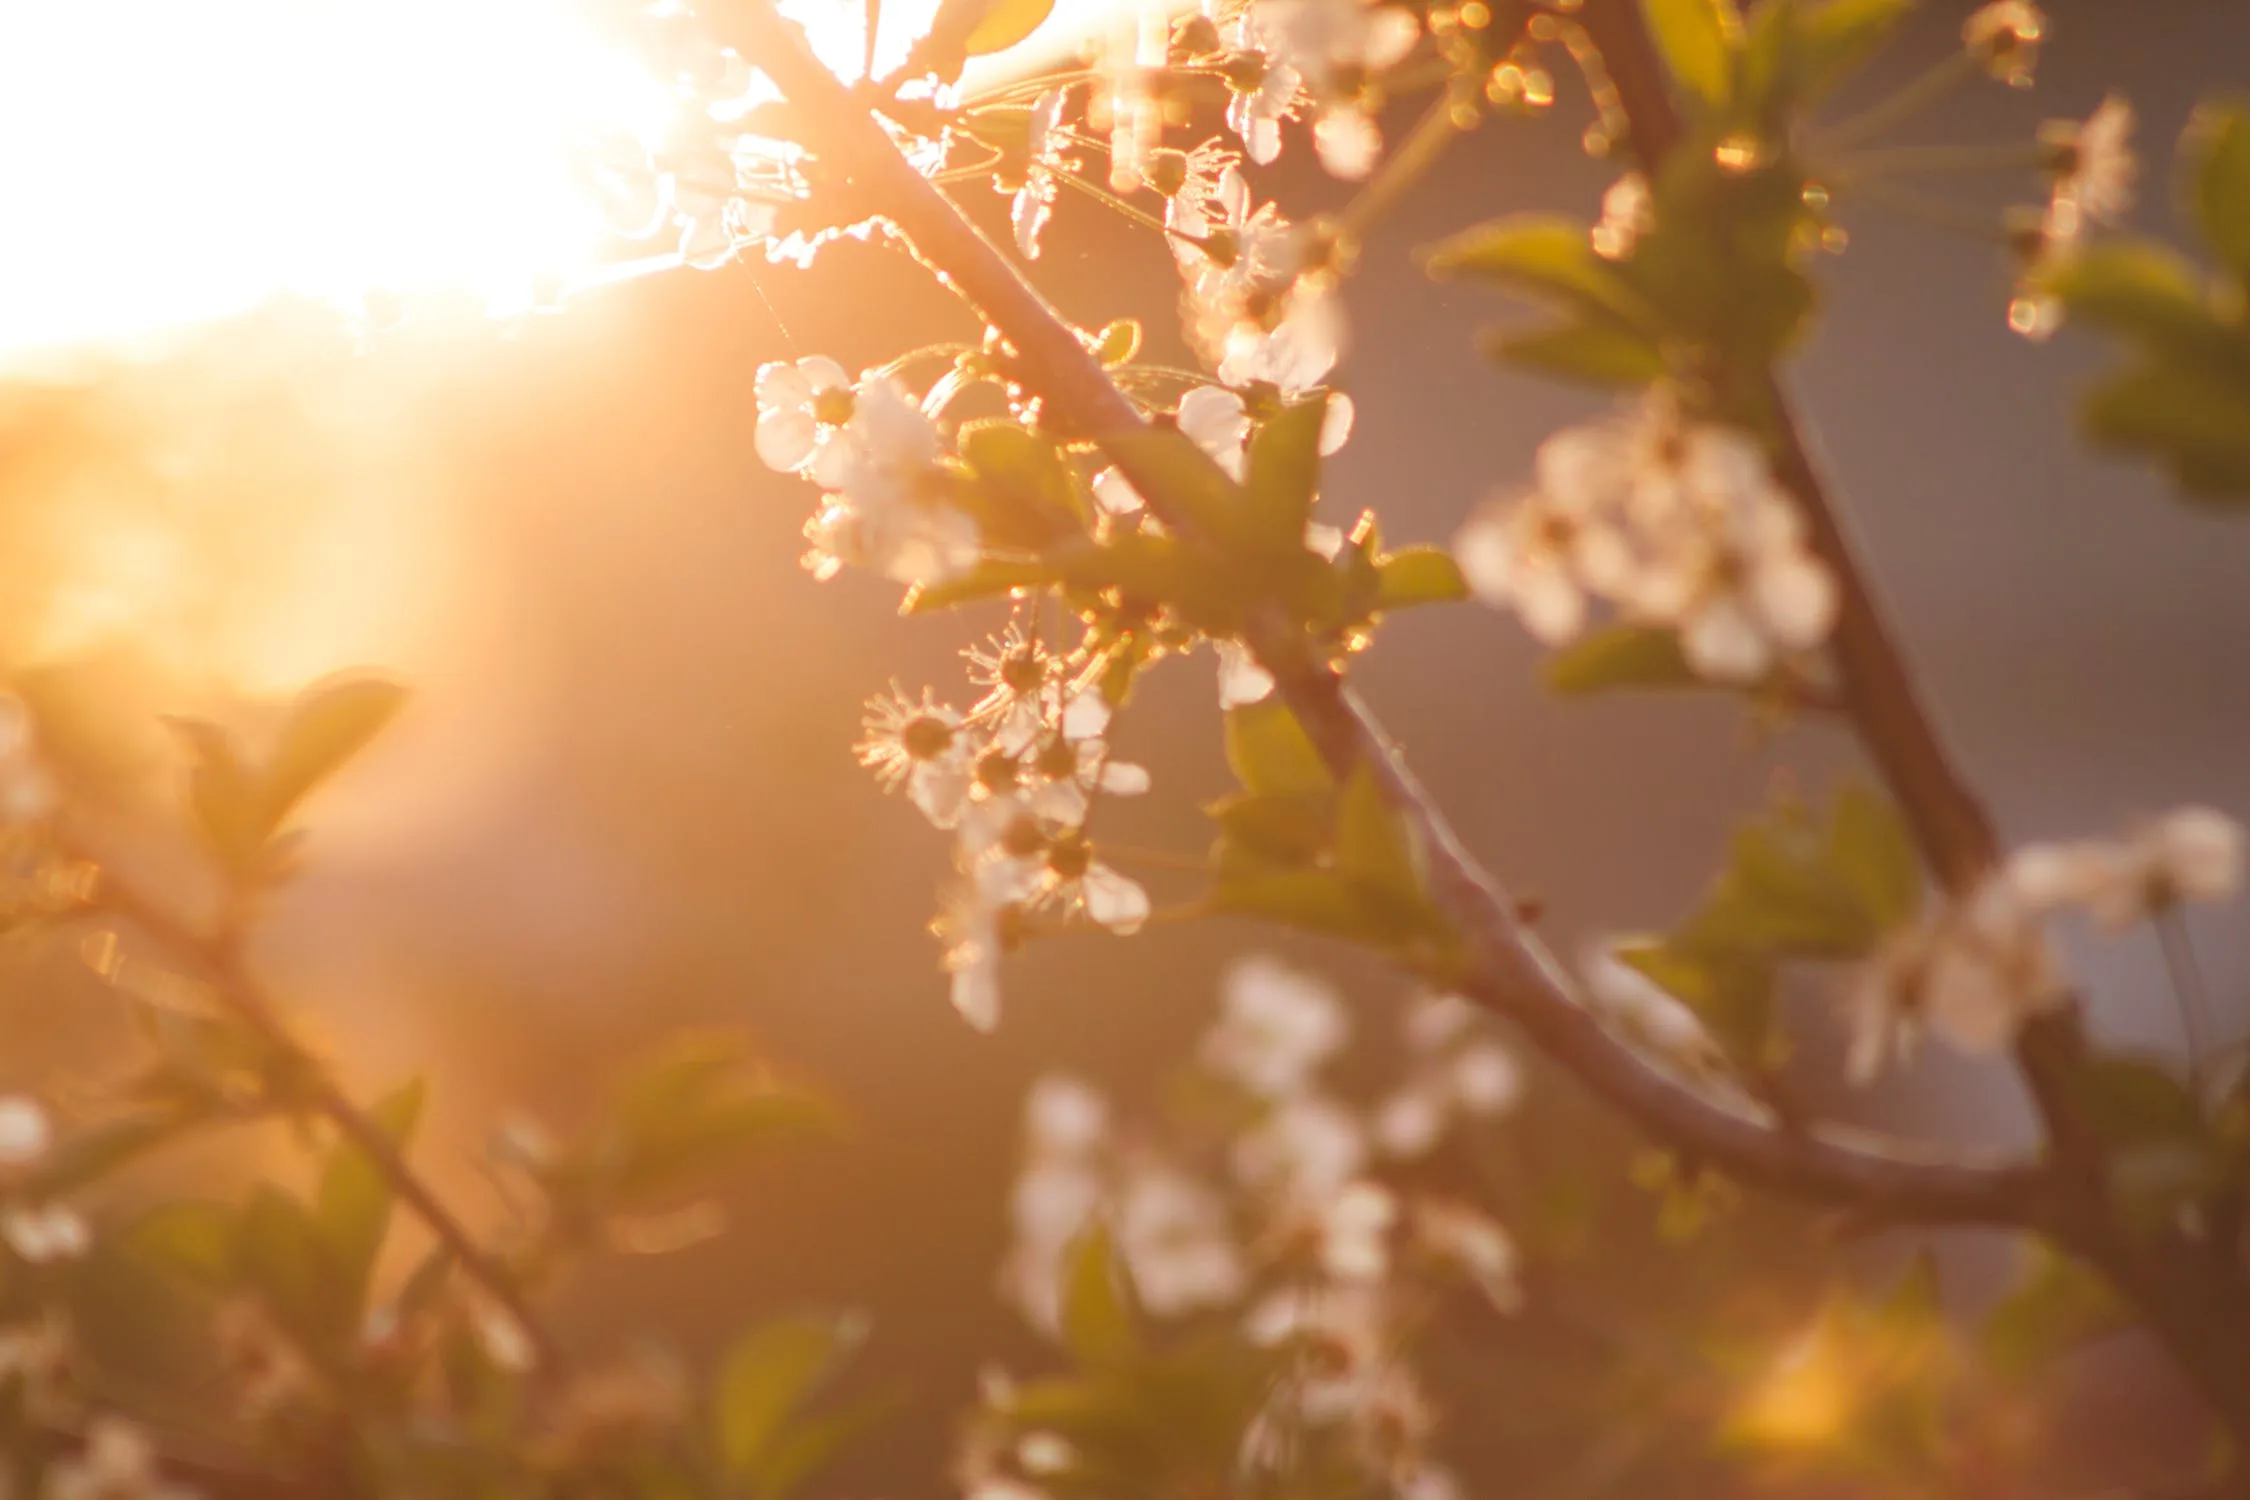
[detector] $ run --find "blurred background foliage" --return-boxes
[0,1,2246,1494]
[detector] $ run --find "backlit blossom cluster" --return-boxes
[857,625,1153,1030]
[2010,91,2137,338]
[977,960,1521,1500]
[1454,395,1841,683]
[1847,806,2243,1080]
[754,355,983,586]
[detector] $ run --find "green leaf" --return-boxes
[1641,0,1740,105]
[605,1030,841,1202]
[1481,319,1670,388]
[315,1079,426,1310]
[2079,358,2250,501]
[1542,625,1696,696]
[2075,1053,2204,1147]
[1059,1221,1140,1368]
[2038,242,2234,360]
[239,1185,352,1351]
[1212,868,1371,938]
[1092,319,1141,367]
[1333,762,1422,907]
[1825,784,1923,932]
[747,1395,899,1500]
[1222,700,1333,797]
[1425,215,1665,331]
[1099,428,1241,539]
[1982,1242,2125,1378]
[1372,546,1467,611]
[1207,792,1330,870]
[132,1201,240,1287]
[963,0,1055,54]
[168,718,267,873]
[1789,0,1913,104]
[715,1311,870,1477]
[1242,395,1327,553]
[263,676,407,830]
[2189,98,2250,283]
[959,421,1086,543]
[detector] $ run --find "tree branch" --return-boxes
[75,847,566,1377]
[713,0,2059,1232]
[1565,0,2250,1451]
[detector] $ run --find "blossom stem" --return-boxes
[1331,85,1481,255]
[1826,139,2051,180]
[718,0,2061,1234]
[1842,176,2017,245]
[1574,0,2250,1451]
[1052,167,1173,233]
[2156,911,2217,1085]
[1809,49,1983,155]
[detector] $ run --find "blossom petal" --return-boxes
[754,408,819,472]
[1082,863,1150,934]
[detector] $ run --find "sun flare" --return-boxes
[0,0,926,365]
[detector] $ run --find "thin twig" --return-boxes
[1567,0,2250,1450]
[76,850,566,1376]
[714,0,2060,1232]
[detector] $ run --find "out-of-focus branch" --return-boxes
[75,847,565,1377]
[1565,0,2250,1448]
[714,0,2061,1232]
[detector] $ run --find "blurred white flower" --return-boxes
[1116,1165,1247,1314]
[45,1416,197,1500]
[1318,1179,1398,1281]
[1203,956,1349,1097]
[1233,1094,1366,1199]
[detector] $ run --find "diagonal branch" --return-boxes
[1565,0,2250,1448]
[75,845,566,1376]
[714,0,2060,1231]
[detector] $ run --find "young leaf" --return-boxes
[1241,395,1327,553]
[1825,783,1922,932]
[1059,1221,1141,1368]
[314,1078,427,1309]
[262,676,408,830]
[2189,98,2250,283]
[964,0,1055,54]
[2080,358,2250,501]
[1642,0,1741,106]
[1333,762,1422,909]
[1482,319,1670,389]
[716,1311,871,1477]
[131,1200,240,1288]
[1542,625,1696,696]
[2037,242,2231,359]
[1789,0,1914,104]
[168,718,268,873]
[1223,701,1334,798]
[1424,215,1665,331]
[238,1185,353,1352]
[1373,546,1468,611]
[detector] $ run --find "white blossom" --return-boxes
[1318,1179,1398,1281]
[1963,0,2045,87]
[1844,877,2065,1082]
[1202,955,1349,1098]
[0,1097,53,1170]
[44,1416,198,1500]
[1021,832,1151,934]
[753,356,860,482]
[1255,0,1419,179]
[1233,1093,1366,1200]
[1116,1164,1247,1314]
[2041,92,2136,227]
[856,686,974,828]
[1012,88,1072,260]
[1412,1199,1519,1311]
[2006,806,2242,932]
[1374,995,1519,1157]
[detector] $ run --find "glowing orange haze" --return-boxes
[0,0,1072,365]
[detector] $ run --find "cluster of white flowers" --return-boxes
[1847,806,2242,1081]
[857,625,1153,1030]
[1186,0,1421,179]
[753,355,983,586]
[1171,166,1349,393]
[2011,92,2137,339]
[986,960,1520,1499]
[44,1415,200,1500]
[1454,395,1840,683]
[0,1095,90,1265]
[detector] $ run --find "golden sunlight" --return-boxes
[0,0,927,364]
